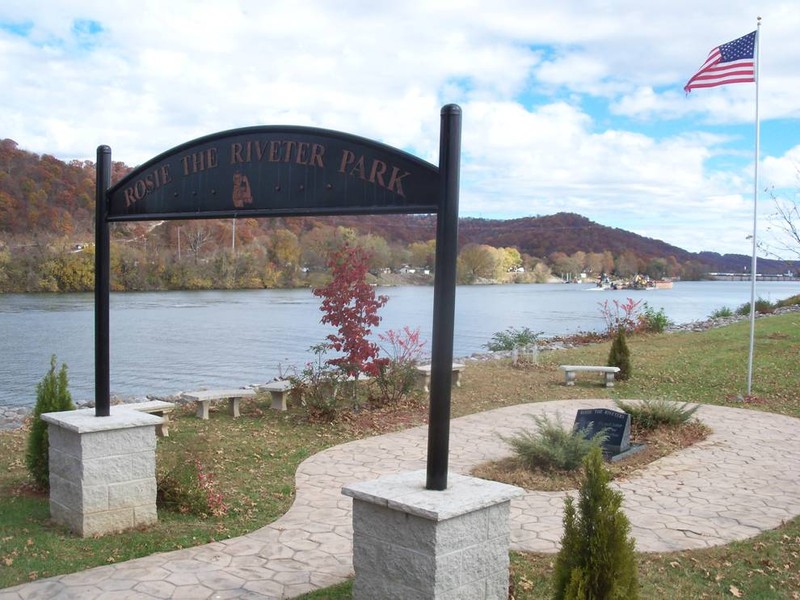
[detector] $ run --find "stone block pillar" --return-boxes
[342,470,523,600]
[42,407,162,537]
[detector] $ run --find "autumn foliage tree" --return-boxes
[1,139,759,292]
[313,243,389,378]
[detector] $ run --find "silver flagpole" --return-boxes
[746,17,762,396]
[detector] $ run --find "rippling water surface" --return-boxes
[1,281,796,407]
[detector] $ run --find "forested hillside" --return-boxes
[0,138,793,293]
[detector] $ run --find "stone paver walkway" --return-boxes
[2,399,799,599]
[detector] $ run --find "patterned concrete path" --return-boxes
[2,399,799,599]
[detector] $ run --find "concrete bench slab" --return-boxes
[416,363,465,393]
[182,389,256,420]
[124,400,175,437]
[260,380,296,411]
[559,365,620,388]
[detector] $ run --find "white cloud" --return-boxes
[2,0,799,256]
[536,52,610,92]
[762,146,800,188]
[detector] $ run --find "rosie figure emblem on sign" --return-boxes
[232,171,253,208]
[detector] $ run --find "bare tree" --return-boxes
[184,222,213,264]
[763,172,800,263]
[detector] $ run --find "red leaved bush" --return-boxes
[313,244,389,378]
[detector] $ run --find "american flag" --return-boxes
[684,31,756,93]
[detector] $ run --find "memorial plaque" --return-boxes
[573,408,631,455]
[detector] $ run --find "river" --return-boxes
[1,281,797,408]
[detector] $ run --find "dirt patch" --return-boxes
[338,399,429,435]
[6,481,48,499]
[471,421,710,492]
[725,394,768,405]
[765,332,790,340]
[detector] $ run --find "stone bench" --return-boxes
[559,365,620,388]
[182,389,256,420]
[416,363,465,393]
[124,400,175,437]
[260,380,296,411]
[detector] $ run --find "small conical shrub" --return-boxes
[26,355,74,489]
[607,327,631,381]
[552,446,639,600]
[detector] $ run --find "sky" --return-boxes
[2,1,799,258]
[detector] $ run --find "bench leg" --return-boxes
[564,371,576,386]
[196,400,210,420]
[153,411,169,437]
[417,372,431,394]
[270,391,288,411]
[417,371,463,392]
[452,370,462,388]
[604,372,616,388]
[228,397,241,418]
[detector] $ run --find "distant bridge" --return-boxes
[708,273,799,282]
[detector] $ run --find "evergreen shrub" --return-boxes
[26,355,74,489]
[607,327,631,380]
[614,398,699,430]
[502,414,607,472]
[552,447,639,600]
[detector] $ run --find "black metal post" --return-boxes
[95,146,111,417]
[426,104,461,490]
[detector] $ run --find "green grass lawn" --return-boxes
[1,312,799,597]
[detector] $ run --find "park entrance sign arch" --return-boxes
[94,105,461,490]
